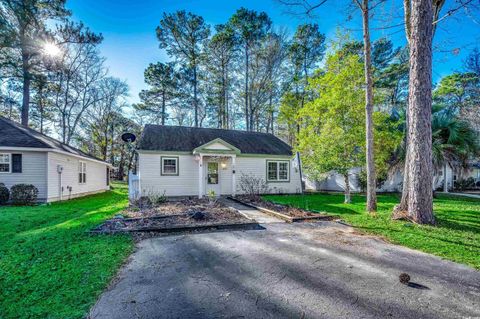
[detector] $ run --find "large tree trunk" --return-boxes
[344,173,351,204]
[405,0,435,224]
[193,64,198,127]
[361,0,377,213]
[244,46,249,130]
[21,49,30,126]
[161,90,166,125]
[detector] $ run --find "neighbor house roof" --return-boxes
[0,116,109,164]
[138,125,293,156]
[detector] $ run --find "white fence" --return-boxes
[128,171,140,201]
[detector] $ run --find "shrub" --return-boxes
[455,177,475,191]
[0,185,9,205]
[238,172,270,196]
[10,184,38,205]
[143,189,167,206]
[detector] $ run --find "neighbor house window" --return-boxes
[161,157,178,176]
[0,153,11,173]
[266,160,289,182]
[78,161,87,184]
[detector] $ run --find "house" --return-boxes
[131,125,302,198]
[0,116,112,202]
[306,161,480,193]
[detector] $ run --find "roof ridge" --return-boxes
[145,124,277,136]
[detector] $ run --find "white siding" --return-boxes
[138,152,302,197]
[139,153,199,197]
[0,151,48,200]
[47,152,109,201]
[235,157,302,194]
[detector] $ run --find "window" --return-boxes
[0,153,11,173]
[161,157,178,175]
[266,160,290,182]
[207,162,219,184]
[78,161,87,184]
[11,154,22,173]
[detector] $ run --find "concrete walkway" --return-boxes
[219,197,284,223]
[89,222,480,319]
[438,192,480,199]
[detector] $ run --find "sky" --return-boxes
[66,0,480,104]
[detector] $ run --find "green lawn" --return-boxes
[263,193,480,269]
[0,183,133,319]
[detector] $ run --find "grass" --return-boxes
[263,192,480,269]
[0,183,133,319]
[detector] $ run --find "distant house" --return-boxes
[306,162,480,193]
[131,125,302,198]
[0,116,112,202]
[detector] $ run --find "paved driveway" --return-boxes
[90,222,480,319]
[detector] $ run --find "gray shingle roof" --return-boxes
[138,125,293,156]
[0,116,108,163]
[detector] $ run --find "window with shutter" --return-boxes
[12,154,22,173]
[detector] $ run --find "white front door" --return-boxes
[205,161,221,196]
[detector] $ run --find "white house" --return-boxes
[131,125,302,199]
[0,116,111,202]
[306,162,480,193]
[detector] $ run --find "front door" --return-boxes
[205,161,221,196]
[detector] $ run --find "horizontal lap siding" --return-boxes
[235,157,302,194]
[47,152,109,201]
[138,153,302,196]
[0,151,48,200]
[139,153,199,197]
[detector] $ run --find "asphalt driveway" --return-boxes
[89,222,480,319]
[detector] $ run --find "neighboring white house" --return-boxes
[130,125,302,199]
[306,162,480,193]
[0,116,111,202]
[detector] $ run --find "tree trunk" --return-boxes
[193,64,199,127]
[244,46,249,130]
[161,90,166,125]
[344,173,351,204]
[443,163,448,192]
[21,49,30,126]
[406,0,435,225]
[360,0,377,213]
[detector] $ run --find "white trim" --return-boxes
[0,153,11,173]
[78,160,87,184]
[161,157,178,175]
[266,160,290,182]
[0,147,112,167]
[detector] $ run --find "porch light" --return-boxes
[194,154,201,162]
[221,161,227,169]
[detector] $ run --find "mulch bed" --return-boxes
[232,195,337,222]
[92,198,254,234]
[234,195,318,217]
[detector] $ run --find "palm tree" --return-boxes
[431,112,480,192]
[391,108,480,196]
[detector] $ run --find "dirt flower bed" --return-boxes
[235,195,318,218]
[93,198,251,233]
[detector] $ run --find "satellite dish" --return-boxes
[121,132,136,143]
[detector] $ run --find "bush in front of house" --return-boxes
[0,184,9,205]
[455,177,475,191]
[10,184,38,205]
[238,172,270,196]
